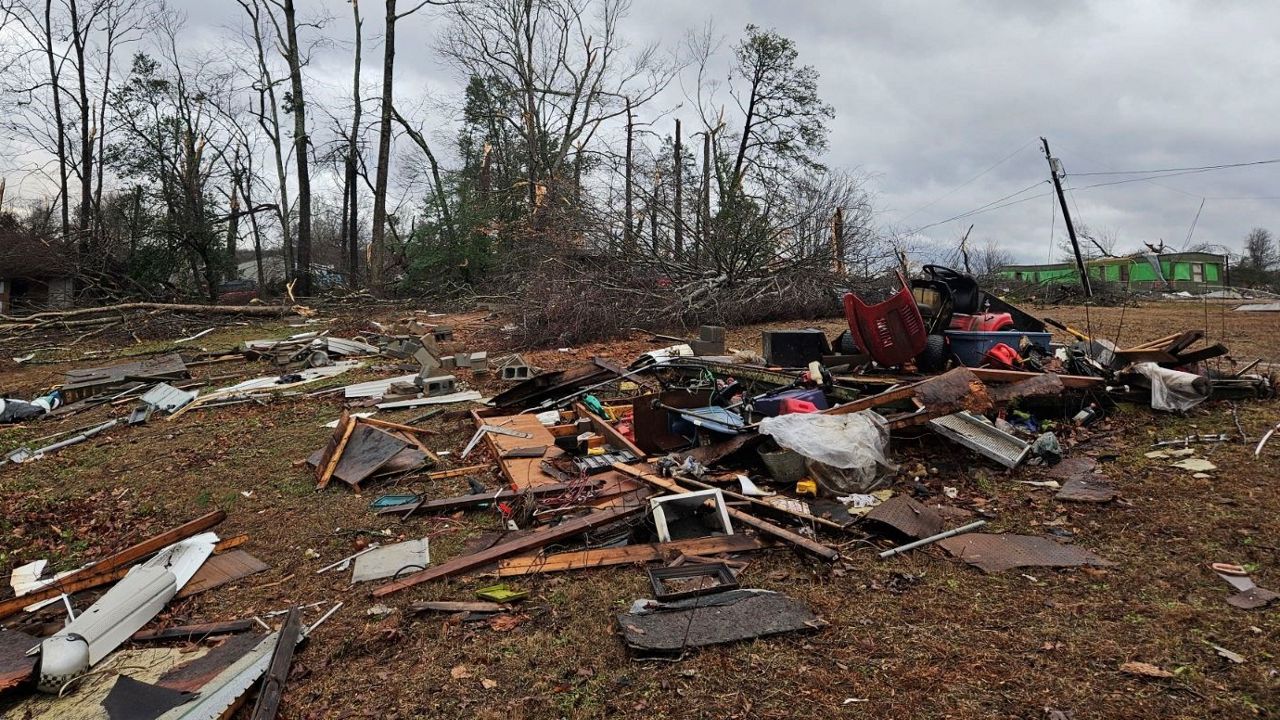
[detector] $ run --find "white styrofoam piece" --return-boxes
[351,538,430,583]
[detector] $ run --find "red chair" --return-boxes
[843,271,927,367]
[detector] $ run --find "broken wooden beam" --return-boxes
[371,498,651,597]
[315,411,356,489]
[613,464,840,562]
[378,479,605,516]
[249,606,303,720]
[498,534,770,576]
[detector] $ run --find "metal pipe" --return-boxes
[878,520,987,559]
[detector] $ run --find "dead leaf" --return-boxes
[488,613,527,632]
[1120,661,1173,678]
[481,678,498,690]
[450,665,472,680]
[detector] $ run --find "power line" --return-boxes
[1070,157,1280,177]
[910,181,1050,233]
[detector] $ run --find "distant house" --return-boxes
[0,233,76,314]
[995,251,1228,292]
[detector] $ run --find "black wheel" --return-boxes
[834,329,860,355]
[917,334,949,372]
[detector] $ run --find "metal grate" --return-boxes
[928,411,1030,468]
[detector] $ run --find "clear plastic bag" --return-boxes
[758,411,896,494]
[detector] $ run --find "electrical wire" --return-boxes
[896,138,1039,224]
[1070,157,1280,176]
[910,181,1051,233]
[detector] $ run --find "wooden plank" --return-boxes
[315,412,356,489]
[612,464,840,562]
[969,367,1105,389]
[361,417,439,436]
[131,619,256,642]
[575,403,646,459]
[379,479,606,516]
[407,601,507,614]
[0,511,226,620]
[371,500,650,597]
[498,534,770,576]
[176,550,269,598]
[1169,343,1228,365]
[213,534,249,554]
[327,424,409,489]
[249,607,302,720]
[425,464,493,481]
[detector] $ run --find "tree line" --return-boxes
[0,0,894,333]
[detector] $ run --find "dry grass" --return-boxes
[0,303,1277,719]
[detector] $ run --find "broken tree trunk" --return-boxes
[0,302,308,324]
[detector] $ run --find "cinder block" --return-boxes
[691,339,726,356]
[699,325,726,343]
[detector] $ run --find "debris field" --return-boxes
[0,298,1277,719]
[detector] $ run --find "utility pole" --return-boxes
[1041,137,1092,298]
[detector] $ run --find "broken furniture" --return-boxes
[649,489,734,543]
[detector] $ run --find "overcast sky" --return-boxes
[13,0,1280,263]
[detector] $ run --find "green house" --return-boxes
[995,251,1227,291]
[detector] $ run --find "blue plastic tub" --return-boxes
[944,330,1052,367]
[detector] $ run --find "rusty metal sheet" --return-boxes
[176,550,269,599]
[1055,477,1117,503]
[938,533,1114,573]
[864,495,942,540]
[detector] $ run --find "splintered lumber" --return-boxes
[613,464,840,562]
[379,479,605,516]
[823,366,991,427]
[316,411,357,488]
[249,607,303,720]
[0,510,226,619]
[371,501,649,597]
[497,534,770,576]
[361,417,439,436]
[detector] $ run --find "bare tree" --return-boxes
[1243,227,1275,271]
[270,0,313,295]
[237,0,294,283]
[342,0,363,288]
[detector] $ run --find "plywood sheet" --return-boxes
[177,550,269,598]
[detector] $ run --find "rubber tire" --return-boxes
[917,334,950,373]
[834,329,860,355]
